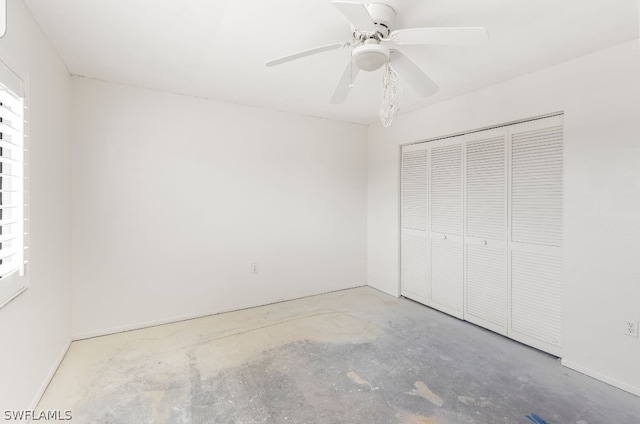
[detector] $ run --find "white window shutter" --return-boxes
[0,62,27,310]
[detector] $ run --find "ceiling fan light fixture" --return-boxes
[352,42,389,72]
[265,1,485,111]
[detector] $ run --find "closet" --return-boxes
[400,114,563,356]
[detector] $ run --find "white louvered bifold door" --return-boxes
[464,129,508,335]
[399,115,563,357]
[508,115,564,356]
[400,145,429,304]
[429,137,464,318]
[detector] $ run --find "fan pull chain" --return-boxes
[380,62,402,127]
[349,59,355,88]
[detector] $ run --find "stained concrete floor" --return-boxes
[38,287,639,423]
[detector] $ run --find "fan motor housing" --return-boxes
[367,3,396,38]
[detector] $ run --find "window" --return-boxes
[0,59,27,309]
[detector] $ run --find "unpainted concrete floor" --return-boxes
[38,287,640,423]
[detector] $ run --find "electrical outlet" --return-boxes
[623,320,639,338]
[251,263,259,274]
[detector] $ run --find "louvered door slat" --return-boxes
[431,144,462,235]
[428,139,463,318]
[430,238,463,317]
[466,136,506,240]
[464,132,507,334]
[511,125,563,247]
[402,149,428,231]
[401,146,429,304]
[508,116,563,356]
[511,251,562,350]
[401,232,429,303]
[466,244,507,332]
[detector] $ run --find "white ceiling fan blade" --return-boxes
[331,1,376,32]
[330,61,360,104]
[265,42,348,67]
[390,50,439,97]
[389,27,489,46]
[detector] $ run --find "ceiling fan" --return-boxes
[265,1,489,104]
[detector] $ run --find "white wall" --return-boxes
[0,0,72,412]
[367,40,640,395]
[71,77,368,338]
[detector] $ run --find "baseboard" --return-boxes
[561,359,640,397]
[366,281,401,298]
[72,284,367,341]
[28,340,72,411]
[72,309,220,340]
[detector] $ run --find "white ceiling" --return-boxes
[23,0,639,124]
